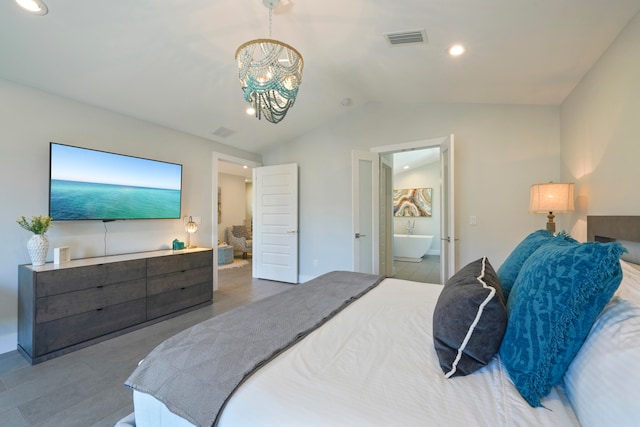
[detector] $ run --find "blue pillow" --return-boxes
[497,230,576,300]
[499,241,625,407]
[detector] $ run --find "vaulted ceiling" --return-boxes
[2,1,639,154]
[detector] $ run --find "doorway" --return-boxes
[217,159,254,274]
[387,148,441,283]
[354,134,455,284]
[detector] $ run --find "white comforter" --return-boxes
[133,278,578,426]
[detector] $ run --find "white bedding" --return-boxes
[132,278,578,427]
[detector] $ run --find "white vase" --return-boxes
[27,234,49,266]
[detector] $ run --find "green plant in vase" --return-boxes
[17,215,53,266]
[17,215,52,235]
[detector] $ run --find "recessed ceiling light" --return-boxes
[403,165,410,170]
[15,0,48,15]
[449,44,465,56]
[246,106,256,115]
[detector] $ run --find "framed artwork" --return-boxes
[393,187,432,217]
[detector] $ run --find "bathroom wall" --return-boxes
[218,173,248,243]
[392,162,441,254]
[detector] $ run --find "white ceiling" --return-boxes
[2,1,639,154]
[393,148,439,175]
[218,160,253,179]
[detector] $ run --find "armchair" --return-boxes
[226,225,252,259]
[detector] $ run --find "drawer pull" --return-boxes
[96,307,104,311]
[181,269,187,273]
[180,287,186,290]
[96,285,104,289]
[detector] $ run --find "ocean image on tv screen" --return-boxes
[50,144,182,220]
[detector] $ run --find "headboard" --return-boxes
[588,216,640,264]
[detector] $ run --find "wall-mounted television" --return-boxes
[49,142,182,221]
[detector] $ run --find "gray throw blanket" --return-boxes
[125,270,384,427]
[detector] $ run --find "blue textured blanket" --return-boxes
[125,270,384,427]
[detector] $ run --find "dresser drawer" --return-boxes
[147,282,212,320]
[147,265,213,296]
[147,250,212,277]
[35,278,146,323]
[34,298,146,356]
[35,259,147,297]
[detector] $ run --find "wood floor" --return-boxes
[0,258,439,427]
[393,255,441,284]
[0,263,293,427]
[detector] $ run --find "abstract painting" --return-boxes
[393,188,432,217]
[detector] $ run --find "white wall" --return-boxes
[0,79,260,355]
[263,103,561,282]
[393,162,441,254]
[218,173,248,242]
[561,12,640,240]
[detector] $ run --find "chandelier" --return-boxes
[235,0,304,124]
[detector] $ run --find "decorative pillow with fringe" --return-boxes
[497,230,577,300]
[500,241,625,407]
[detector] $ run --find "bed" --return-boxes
[119,216,640,427]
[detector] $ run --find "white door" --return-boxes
[254,163,299,283]
[352,151,380,274]
[440,135,456,280]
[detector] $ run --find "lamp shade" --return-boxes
[185,216,198,249]
[529,183,575,213]
[185,217,198,234]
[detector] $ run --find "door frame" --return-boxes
[365,134,455,282]
[439,136,456,280]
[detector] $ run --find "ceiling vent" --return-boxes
[212,127,235,138]
[384,29,428,46]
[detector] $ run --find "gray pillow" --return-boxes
[433,257,507,377]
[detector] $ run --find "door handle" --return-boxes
[355,233,367,238]
[441,236,451,242]
[287,230,297,234]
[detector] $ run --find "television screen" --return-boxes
[49,143,182,220]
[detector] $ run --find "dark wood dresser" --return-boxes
[18,248,213,364]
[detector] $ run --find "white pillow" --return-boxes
[618,259,640,303]
[563,264,640,427]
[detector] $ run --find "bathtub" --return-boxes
[393,234,433,262]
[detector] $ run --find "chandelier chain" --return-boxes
[269,5,273,38]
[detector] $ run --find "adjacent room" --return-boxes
[1,1,639,426]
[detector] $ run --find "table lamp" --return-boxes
[529,182,575,233]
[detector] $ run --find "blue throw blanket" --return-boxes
[125,270,384,427]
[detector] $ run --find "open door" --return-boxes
[352,151,380,274]
[440,135,456,280]
[253,163,299,283]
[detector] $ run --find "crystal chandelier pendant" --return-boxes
[235,0,304,124]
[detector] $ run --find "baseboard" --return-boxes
[394,256,423,263]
